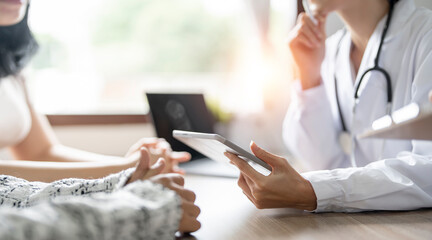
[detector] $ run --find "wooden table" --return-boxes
[178,175,432,240]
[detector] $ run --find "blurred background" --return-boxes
[28,0,296,115]
[19,0,431,159]
[25,0,298,157]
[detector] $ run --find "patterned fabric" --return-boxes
[0,169,182,240]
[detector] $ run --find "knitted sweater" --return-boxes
[0,169,181,240]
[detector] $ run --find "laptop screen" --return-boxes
[146,93,215,160]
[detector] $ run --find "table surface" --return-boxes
[178,175,432,240]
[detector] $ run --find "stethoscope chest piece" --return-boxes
[339,131,352,155]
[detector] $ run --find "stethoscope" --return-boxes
[334,1,396,166]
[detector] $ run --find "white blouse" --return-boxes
[0,77,31,149]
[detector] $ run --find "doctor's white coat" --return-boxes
[284,0,432,212]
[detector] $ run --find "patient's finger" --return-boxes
[170,151,192,162]
[183,200,201,217]
[126,138,160,157]
[127,148,151,184]
[173,167,186,175]
[168,173,185,186]
[161,181,195,202]
[179,213,201,233]
[143,158,166,179]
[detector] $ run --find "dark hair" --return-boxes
[0,4,38,79]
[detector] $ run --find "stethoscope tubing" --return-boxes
[334,1,396,132]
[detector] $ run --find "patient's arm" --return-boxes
[8,104,124,163]
[3,107,144,182]
[0,157,137,182]
[6,102,190,180]
[0,171,181,239]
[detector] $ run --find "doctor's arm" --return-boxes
[225,142,432,212]
[227,38,432,213]
[284,14,349,170]
[296,31,432,212]
[225,142,317,211]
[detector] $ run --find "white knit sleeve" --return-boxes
[0,170,182,240]
[0,168,134,208]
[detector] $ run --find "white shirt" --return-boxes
[0,77,31,149]
[284,0,432,212]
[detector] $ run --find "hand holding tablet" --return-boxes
[173,130,271,175]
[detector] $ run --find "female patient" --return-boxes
[0,0,200,238]
[0,1,190,182]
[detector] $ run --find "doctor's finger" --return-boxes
[301,14,323,40]
[244,191,258,206]
[239,175,256,202]
[242,173,255,187]
[242,173,263,200]
[299,24,321,46]
[250,142,287,170]
[225,152,263,181]
[293,33,315,49]
[238,174,253,195]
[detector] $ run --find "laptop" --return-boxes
[145,93,239,178]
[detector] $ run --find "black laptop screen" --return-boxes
[146,93,215,159]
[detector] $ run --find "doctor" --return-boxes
[225,0,432,212]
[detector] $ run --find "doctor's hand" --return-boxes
[287,12,327,90]
[126,138,191,174]
[224,142,317,211]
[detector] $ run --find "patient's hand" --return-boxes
[150,174,201,233]
[126,138,191,174]
[126,147,166,184]
[126,148,201,232]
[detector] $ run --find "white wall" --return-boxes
[0,123,155,159]
[53,124,156,156]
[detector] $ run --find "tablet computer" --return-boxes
[173,130,271,174]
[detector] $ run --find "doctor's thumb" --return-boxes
[250,141,284,168]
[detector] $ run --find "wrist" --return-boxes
[124,152,140,168]
[299,75,322,90]
[300,180,318,211]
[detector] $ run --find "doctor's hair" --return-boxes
[0,4,38,80]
